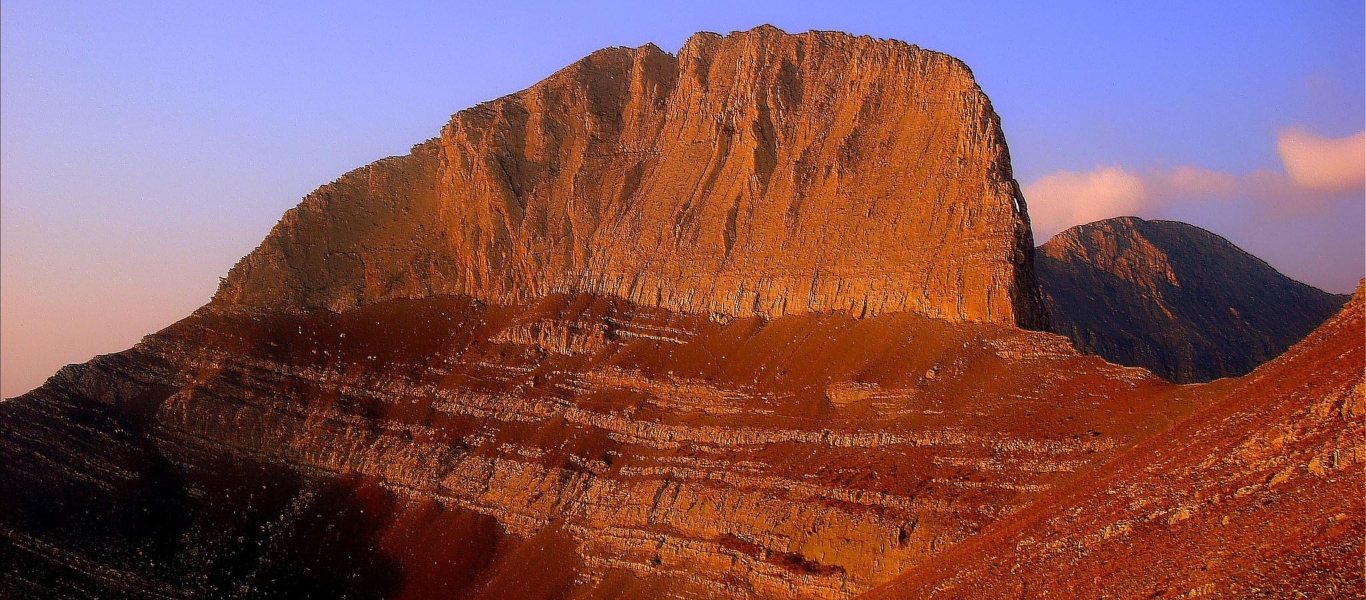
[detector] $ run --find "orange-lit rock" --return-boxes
[212,25,1047,327]
[2,291,1197,598]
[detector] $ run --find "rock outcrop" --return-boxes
[1037,217,1349,382]
[2,293,1194,599]
[863,282,1365,599]
[211,25,1047,327]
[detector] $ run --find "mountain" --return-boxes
[0,293,1195,599]
[212,25,1047,327]
[1037,217,1349,382]
[863,282,1364,599]
[3,26,1360,600]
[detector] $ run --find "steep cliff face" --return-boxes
[864,283,1365,599]
[212,25,1046,327]
[1037,217,1348,382]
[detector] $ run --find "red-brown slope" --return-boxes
[3,292,1199,599]
[1038,217,1349,382]
[211,25,1046,327]
[863,283,1366,599]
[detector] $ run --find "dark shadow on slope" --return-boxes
[0,384,405,599]
[1037,217,1349,382]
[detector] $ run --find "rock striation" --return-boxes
[2,293,1192,599]
[863,282,1365,599]
[1037,217,1349,382]
[211,25,1047,327]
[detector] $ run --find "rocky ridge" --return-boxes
[1037,217,1349,382]
[211,25,1047,327]
[3,293,1198,599]
[864,282,1365,598]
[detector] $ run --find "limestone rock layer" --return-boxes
[212,25,1046,327]
[2,293,1190,599]
[5,26,1360,600]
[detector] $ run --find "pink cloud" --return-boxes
[1151,165,1240,200]
[1023,165,1240,239]
[1023,166,1147,240]
[1023,126,1365,241]
[1276,128,1365,193]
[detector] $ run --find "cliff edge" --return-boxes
[211,25,1047,327]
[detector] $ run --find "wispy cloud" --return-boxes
[1023,127,1365,240]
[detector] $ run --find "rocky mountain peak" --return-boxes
[211,26,1047,327]
[1037,217,1349,382]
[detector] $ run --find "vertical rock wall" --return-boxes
[212,26,1046,327]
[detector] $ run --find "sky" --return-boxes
[2,1,1363,398]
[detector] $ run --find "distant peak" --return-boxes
[1038,216,1347,382]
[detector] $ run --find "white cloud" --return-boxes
[1276,128,1365,192]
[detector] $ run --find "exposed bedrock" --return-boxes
[4,25,1360,600]
[865,283,1365,599]
[3,293,1195,599]
[211,26,1047,328]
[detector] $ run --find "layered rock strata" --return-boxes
[3,293,1196,599]
[211,26,1047,327]
[864,283,1365,599]
[1037,217,1349,382]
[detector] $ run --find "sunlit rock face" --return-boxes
[2,26,1360,600]
[1037,217,1349,382]
[212,25,1047,328]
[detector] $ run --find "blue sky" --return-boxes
[3,1,1363,396]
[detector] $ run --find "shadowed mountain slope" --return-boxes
[1037,217,1348,382]
[211,25,1047,327]
[863,282,1365,599]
